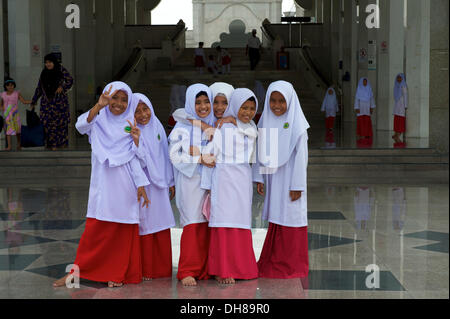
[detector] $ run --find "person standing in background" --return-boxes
[392,73,408,144]
[246,30,262,71]
[31,53,73,151]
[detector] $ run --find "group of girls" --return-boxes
[320,74,408,145]
[53,78,310,288]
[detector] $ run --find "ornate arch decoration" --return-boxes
[205,3,265,24]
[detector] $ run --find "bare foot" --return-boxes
[222,277,235,285]
[181,276,197,286]
[108,281,123,288]
[143,277,152,281]
[53,274,72,287]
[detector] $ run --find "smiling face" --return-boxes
[238,99,257,124]
[109,90,128,116]
[269,91,288,117]
[195,94,211,118]
[213,95,228,119]
[135,102,152,125]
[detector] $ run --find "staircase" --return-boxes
[0,47,448,184]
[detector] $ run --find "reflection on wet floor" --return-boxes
[0,184,448,299]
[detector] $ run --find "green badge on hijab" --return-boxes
[284,122,290,129]
[158,134,161,141]
[124,126,132,133]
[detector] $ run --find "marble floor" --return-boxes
[0,182,448,299]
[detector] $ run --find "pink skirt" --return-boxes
[208,227,258,280]
[257,223,309,279]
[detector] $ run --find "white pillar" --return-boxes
[0,0,4,80]
[192,0,204,46]
[126,0,137,25]
[405,0,430,142]
[342,0,357,123]
[376,0,405,134]
[8,0,46,120]
[136,0,151,25]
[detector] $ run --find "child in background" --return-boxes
[321,87,339,131]
[253,80,310,279]
[207,55,219,75]
[129,93,176,281]
[354,77,376,143]
[392,73,408,144]
[216,46,231,75]
[1,78,32,151]
[202,88,259,284]
[194,42,207,74]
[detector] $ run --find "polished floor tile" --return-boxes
[0,183,447,299]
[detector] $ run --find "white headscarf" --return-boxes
[321,87,337,110]
[209,82,235,110]
[170,83,215,148]
[257,80,310,169]
[355,77,374,102]
[131,93,174,188]
[89,81,135,167]
[215,88,259,162]
[394,73,407,102]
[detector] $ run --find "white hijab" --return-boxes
[355,77,374,102]
[131,93,173,188]
[215,88,259,162]
[209,82,235,110]
[321,87,337,110]
[170,83,215,148]
[394,73,407,102]
[89,81,135,167]
[257,80,310,169]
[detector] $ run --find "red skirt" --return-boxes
[140,229,172,279]
[257,223,309,279]
[73,218,142,284]
[394,115,406,133]
[177,222,211,281]
[222,56,231,65]
[325,117,335,129]
[356,115,373,137]
[208,227,258,280]
[194,56,205,67]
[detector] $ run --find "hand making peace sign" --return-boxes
[127,118,141,147]
[97,85,119,110]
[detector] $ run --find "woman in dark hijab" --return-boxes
[31,53,74,150]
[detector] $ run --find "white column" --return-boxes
[192,0,204,46]
[0,0,4,81]
[342,0,357,123]
[136,0,151,25]
[330,0,342,85]
[405,0,430,142]
[376,0,405,133]
[126,0,137,25]
[8,0,46,119]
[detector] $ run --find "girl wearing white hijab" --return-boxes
[321,87,339,131]
[129,93,176,281]
[168,83,215,286]
[172,82,236,133]
[253,80,310,279]
[53,81,150,288]
[355,77,376,140]
[201,88,259,284]
[393,73,408,143]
